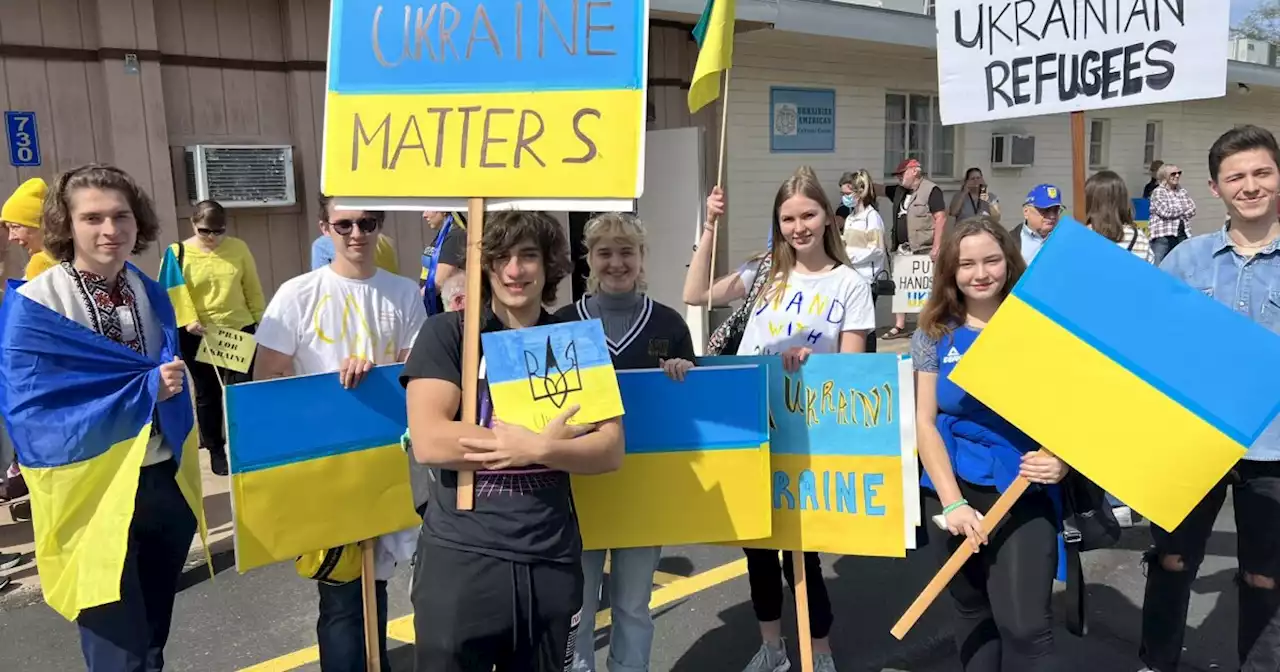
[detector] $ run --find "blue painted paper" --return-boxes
[617,365,768,454]
[482,319,613,385]
[328,0,646,94]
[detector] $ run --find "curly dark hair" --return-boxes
[481,210,571,305]
[42,164,160,262]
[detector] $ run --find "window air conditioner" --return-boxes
[990,134,1035,168]
[184,144,296,208]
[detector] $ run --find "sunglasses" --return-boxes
[328,217,380,235]
[1170,171,1182,177]
[197,228,226,237]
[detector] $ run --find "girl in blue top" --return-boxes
[911,215,1069,671]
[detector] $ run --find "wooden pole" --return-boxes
[360,539,381,672]
[1070,111,1087,215]
[890,476,1031,640]
[706,68,731,314]
[792,550,815,672]
[456,197,485,511]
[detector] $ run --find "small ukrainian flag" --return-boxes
[159,245,198,327]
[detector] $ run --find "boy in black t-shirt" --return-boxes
[401,210,625,672]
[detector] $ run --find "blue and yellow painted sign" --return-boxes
[573,364,772,550]
[703,353,919,558]
[322,0,649,199]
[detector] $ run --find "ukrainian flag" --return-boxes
[1132,198,1151,234]
[0,267,208,621]
[225,364,419,572]
[951,219,1280,531]
[159,244,198,327]
[572,364,771,550]
[482,320,624,432]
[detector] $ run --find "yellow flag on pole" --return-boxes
[688,0,736,114]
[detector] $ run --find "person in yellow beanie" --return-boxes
[3,177,57,280]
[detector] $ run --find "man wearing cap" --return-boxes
[1011,184,1065,265]
[882,158,946,339]
[2,177,56,280]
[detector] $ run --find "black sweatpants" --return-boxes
[412,540,583,672]
[178,324,256,453]
[742,548,834,639]
[926,480,1061,672]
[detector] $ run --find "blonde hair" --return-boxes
[761,166,850,305]
[850,169,876,209]
[1156,163,1179,184]
[583,212,648,294]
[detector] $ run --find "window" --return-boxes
[885,93,954,179]
[924,0,936,15]
[1143,121,1163,166]
[1088,119,1109,169]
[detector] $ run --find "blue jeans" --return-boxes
[574,547,661,672]
[317,578,389,672]
[78,461,197,672]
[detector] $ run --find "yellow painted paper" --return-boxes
[196,326,256,374]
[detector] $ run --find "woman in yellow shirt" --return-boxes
[174,200,266,476]
[2,177,58,280]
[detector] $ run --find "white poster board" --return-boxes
[935,0,1230,125]
[892,254,933,314]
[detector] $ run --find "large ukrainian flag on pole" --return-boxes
[0,267,208,620]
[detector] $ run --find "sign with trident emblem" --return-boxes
[483,319,625,431]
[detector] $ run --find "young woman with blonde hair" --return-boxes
[684,166,875,672]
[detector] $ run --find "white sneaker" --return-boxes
[742,642,791,672]
[1114,506,1134,528]
[814,652,837,672]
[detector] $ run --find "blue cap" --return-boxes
[1024,184,1064,209]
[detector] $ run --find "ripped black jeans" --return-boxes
[1140,460,1280,672]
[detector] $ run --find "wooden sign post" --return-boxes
[456,197,486,511]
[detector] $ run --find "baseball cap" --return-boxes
[892,158,921,175]
[1024,184,1064,209]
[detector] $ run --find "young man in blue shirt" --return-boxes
[1140,124,1280,672]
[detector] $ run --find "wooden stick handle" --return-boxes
[890,476,1031,640]
[706,68,730,315]
[456,197,485,511]
[792,550,815,672]
[360,539,381,672]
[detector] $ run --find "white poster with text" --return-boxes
[935,0,1229,125]
[893,255,933,314]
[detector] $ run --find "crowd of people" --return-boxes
[0,123,1276,672]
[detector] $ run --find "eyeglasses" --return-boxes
[1170,171,1182,177]
[196,228,226,237]
[328,217,380,235]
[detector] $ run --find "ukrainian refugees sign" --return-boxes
[935,0,1229,125]
[322,0,649,209]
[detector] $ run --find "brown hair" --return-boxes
[761,166,851,305]
[191,200,227,230]
[582,212,647,293]
[42,164,160,262]
[316,193,386,225]
[481,210,571,305]
[919,215,1026,339]
[1084,170,1135,243]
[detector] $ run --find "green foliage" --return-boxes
[1234,1,1280,43]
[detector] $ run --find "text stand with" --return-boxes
[457,197,486,511]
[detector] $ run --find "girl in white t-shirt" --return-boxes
[684,165,874,672]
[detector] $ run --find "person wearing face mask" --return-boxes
[1011,184,1065,265]
[554,212,695,672]
[1148,163,1196,265]
[949,168,1001,224]
[841,169,887,354]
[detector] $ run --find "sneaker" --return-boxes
[814,652,837,672]
[210,450,229,477]
[742,642,790,672]
[1114,506,1134,528]
[9,500,30,521]
[0,551,21,570]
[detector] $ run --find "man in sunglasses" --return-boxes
[1012,184,1065,265]
[255,194,427,672]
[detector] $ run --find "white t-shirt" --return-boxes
[254,265,427,581]
[255,266,427,375]
[735,264,875,356]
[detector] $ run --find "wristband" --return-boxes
[942,499,969,515]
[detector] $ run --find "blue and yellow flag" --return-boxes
[951,219,1280,531]
[159,244,198,327]
[689,0,736,113]
[0,267,209,620]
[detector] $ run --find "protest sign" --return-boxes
[196,327,256,374]
[935,0,1230,125]
[483,319,624,431]
[573,365,772,550]
[225,365,418,573]
[703,353,919,557]
[892,254,932,314]
[322,0,649,209]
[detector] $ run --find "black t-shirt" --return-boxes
[884,184,946,250]
[400,309,580,564]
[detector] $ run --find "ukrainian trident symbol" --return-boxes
[524,336,583,408]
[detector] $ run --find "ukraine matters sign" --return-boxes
[322,0,649,200]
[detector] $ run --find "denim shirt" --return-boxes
[1160,227,1280,461]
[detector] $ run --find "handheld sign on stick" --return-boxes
[457,198,486,510]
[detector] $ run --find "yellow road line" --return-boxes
[652,570,684,586]
[241,558,749,670]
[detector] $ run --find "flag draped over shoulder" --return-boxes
[0,266,208,620]
[159,245,198,327]
[688,0,736,114]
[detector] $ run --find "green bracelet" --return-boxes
[942,499,970,515]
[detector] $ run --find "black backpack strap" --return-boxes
[1064,539,1087,637]
[177,242,185,269]
[1126,228,1138,253]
